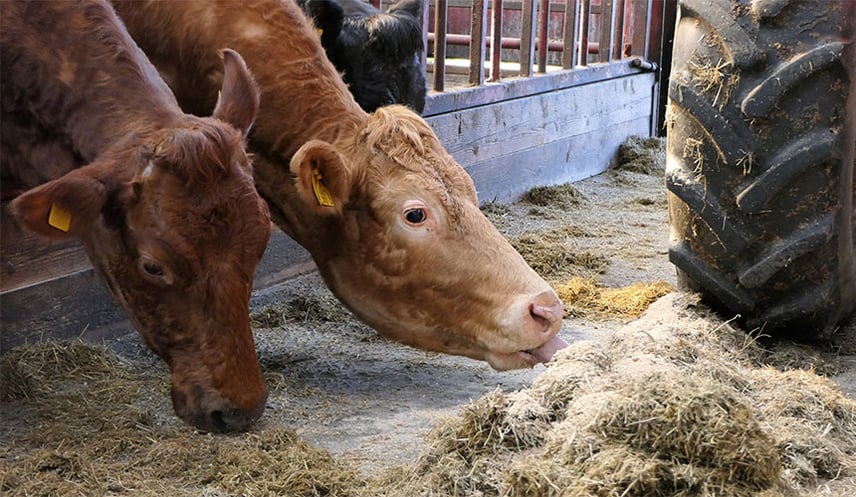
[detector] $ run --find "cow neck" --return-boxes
[246,56,368,161]
[74,94,181,163]
[257,98,366,162]
[66,54,181,159]
[37,1,183,162]
[188,0,369,161]
[112,0,368,164]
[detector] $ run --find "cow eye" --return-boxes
[138,255,173,285]
[142,262,164,277]
[404,208,426,224]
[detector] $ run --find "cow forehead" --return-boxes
[359,107,473,182]
[132,167,261,235]
[142,119,251,184]
[124,145,266,260]
[132,122,259,216]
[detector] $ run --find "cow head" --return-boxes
[279,105,566,370]
[304,0,427,113]
[11,50,272,433]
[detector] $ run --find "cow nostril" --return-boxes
[528,291,564,333]
[208,410,229,433]
[206,398,266,433]
[529,303,552,332]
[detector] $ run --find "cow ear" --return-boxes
[212,49,260,137]
[304,0,344,48]
[389,0,423,20]
[290,140,354,216]
[369,2,423,55]
[10,165,108,240]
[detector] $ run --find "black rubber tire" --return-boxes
[665,0,856,338]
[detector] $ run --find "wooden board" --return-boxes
[426,72,655,202]
[0,229,312,353]
[1,202,92,293]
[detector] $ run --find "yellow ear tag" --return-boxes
[315,28,324,37]
[48,204,72,232]
[311,168,335,207]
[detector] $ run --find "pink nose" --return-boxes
[528,289,564,335]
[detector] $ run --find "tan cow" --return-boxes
[1,0,271,432]
[111,0,567,371]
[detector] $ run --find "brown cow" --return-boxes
[111,0,567,371]
[1,0,272,432]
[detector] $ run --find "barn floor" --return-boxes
[2,137,854,495]
[201,136,685,473]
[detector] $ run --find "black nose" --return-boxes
[173,385,267,433]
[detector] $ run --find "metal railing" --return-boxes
[370,1,670,119]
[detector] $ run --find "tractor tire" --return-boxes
[665,0,856,338]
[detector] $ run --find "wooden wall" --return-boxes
[0,228,315,353]
[429,72,655,202]
[0,70,657,352]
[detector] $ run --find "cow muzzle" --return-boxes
[485,289,567,371]
[171,382,268,433]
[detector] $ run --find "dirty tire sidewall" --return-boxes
[666,0,856,338]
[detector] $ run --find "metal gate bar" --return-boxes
[419,0,668,120]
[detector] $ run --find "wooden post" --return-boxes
[613,0,626,59]
[599,0,615,63]
[562,0,582,70]
[421,0,429,81]
[579,0,590,66]
[469,0,488,86]
[536,0,550,73]
[434,0,448,92]
[488,0,503,82]
[520,0,537,76]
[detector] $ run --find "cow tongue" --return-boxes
[528,336,568,364]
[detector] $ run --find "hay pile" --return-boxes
[0,341,364,497]
[373,293,856,497]
[556,277,675,320]
[506,219,673,321]
[614,136,666,175]
[521,183,587,218]
[4,297,852,497]
[510,227,608,283]
[251,293,354,328]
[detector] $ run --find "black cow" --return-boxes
[300,0,427,114]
